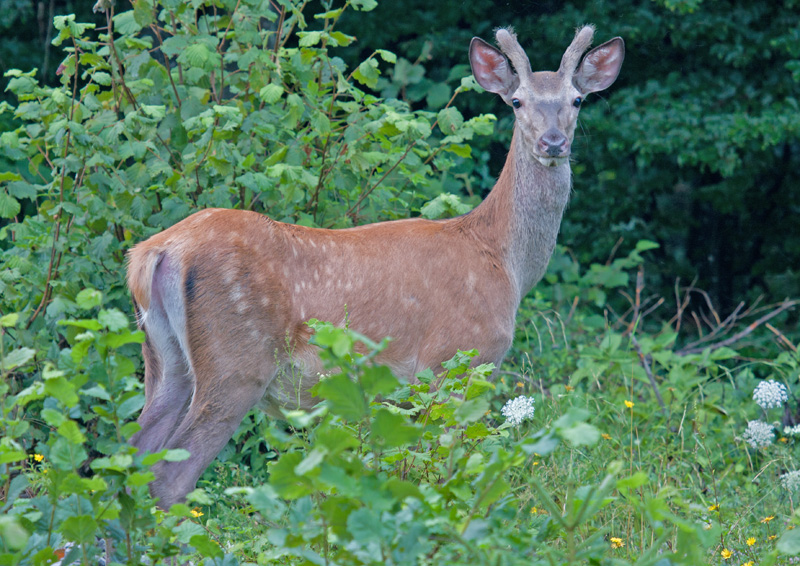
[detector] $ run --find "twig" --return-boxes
[766,322,798,352]
[677,300,798,356]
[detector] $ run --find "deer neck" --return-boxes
[464,126,572,301]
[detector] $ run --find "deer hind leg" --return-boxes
[130,253,194,455]
[139,256,281,509]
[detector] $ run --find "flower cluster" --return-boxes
[785,424,800,436]
[743,420,775,448]
[501,395,535,426]
[781,470,800,492]
[753,380,789,409]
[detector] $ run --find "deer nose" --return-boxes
[538,129,569,157]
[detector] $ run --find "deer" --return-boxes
[127,25,624,509]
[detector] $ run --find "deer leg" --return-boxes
[147,368,271,509]
[130,255,195,455]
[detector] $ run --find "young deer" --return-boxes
[128,26,624,508]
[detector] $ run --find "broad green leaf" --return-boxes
[76,288,102,309]
[779,528,800,555]
[2,347,35,370]
[59,515,98,544]
[0,191,20,218]
[371,409,420,448]
[314,374,367,421]
[454,397,489,425]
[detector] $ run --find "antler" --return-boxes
[558,25,595,77]
[495,27,531,77]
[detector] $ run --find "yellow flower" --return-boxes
[565,385,574,392]
[530,507,538,514]
[708,504,719,511]
[33,454,44,462]
[516,381,524,388]
[610,537,624,549]
[190,508,204,518]
[768,534,777,540]
[624,400,634,408]
[720,548,732,559]
[742,562,754,566]
[746,537,756,546]
[761,515,775,523]
[601,433,612,440]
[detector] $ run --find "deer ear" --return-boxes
[573,37,625,95]
[470,37,520,105]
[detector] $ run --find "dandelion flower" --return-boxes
[610,537,624,549]
[501,395,535,426]
[781,471,800,492]
[720,548,732,559]
[761,515,775,523]
[624,400,634,408]
[746,537,756,546]
[33,454,44,462]
[743,420,774,449]
[753,380,788,409]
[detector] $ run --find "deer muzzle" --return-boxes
[538,128,570,158]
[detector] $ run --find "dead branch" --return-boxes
[676,300,799,356]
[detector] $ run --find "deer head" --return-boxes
[469,26,624,167]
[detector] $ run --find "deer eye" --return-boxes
[511,98,521,109]
[572,96,582,108]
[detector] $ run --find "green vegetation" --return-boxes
[1,0,799,565]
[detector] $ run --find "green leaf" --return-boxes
[163,448,191,462]
[298,31,322,47]
[57,420,86,444]
[437,107,464,134]
[59,515,98,544]
[778,528,800,555]
[98,308,129,331]
[76,288,103,309]
[259,83,283,104]
[314,374,367,421]
[0,191,20,218]
[50,437,88,470]
[189,534,224,559]
[269,452,313,499]
[0,514,29,550]
[371,409,420,448]
[454,397,489,425]
[44,376,79,407]
[360,365,400,397]
[2,347,35,370]
[0,313,19,327]
[559,422,600,447]
[353,58,380,88]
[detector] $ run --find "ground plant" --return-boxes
[1,1,799,565]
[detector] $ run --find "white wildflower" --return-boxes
[781,470,800,492]
[785,424,800,437]
[742,420,774,449]
[501,395,535,426]
[753,380,789,409]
